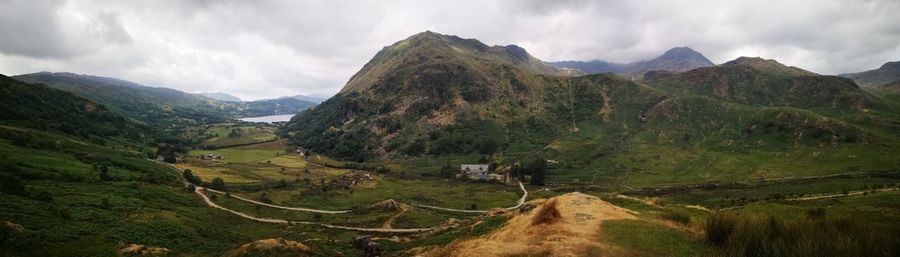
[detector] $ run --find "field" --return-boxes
[198,124,278,149]
[3,123,899,257]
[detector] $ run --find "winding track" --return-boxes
[412,181,528,213]
[194,187,433,233]
[202,188,351,214]
[157,160,529,232]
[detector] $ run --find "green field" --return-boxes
[198,124,278,149]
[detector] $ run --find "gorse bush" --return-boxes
[704,213,900,257]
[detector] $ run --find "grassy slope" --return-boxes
[0,128,286,256]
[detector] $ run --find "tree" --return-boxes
[511,163,523,181]
[210,177,226,191]
[527,159,547,186]
[476,137,498,155]
[98,165,111,181]
[100,197,112,209]
[313,213,322,222]
[0,173,25,195]
[260,192,272,204]
[183,169,202,185]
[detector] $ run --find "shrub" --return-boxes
[209,177,226,191]
[661,210,691,225]
[806,208,826,219]
[0,173,26,195]
[705,213,900,257]
[704,212,735,246]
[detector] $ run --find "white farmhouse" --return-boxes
[460,164,490,180]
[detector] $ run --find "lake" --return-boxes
[238,114,295,123]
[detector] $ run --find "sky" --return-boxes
[1,0,898,100]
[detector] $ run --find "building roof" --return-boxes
[460,164,489,171]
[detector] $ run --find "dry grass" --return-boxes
[224,238,310,257]
[117,244,169,257]
[531,199,561,225]
[424,192,638,257]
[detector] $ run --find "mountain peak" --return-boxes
[723,56,816,76]
[841,60,900,87]
[340,31,564,93]
[880,61,900,69]
[549,46,713,78]
[658,47,706,60]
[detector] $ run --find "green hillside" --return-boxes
[12,72,317,127]
[284,32,900,187]
[0,74,148,141]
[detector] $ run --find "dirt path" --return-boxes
[203,188,351,214]
[157,160,526,231]
[195,188,434,233]
[717,187,900,211]
[786,187,899,201]
[380,206,409,229]
[628,170,900,196]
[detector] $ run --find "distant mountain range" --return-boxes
[13,72,318,127]
[292,95,326,103]
[199,92,242,102]
[841,61,900,89]
[200,92,328,104]
[548,47,715,79]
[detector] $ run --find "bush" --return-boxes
[660,210,691,225]
[0,173,26,195]
[209,177,226,191]
[527,158,547,186]
[705,213,735,246]
[705,213,900,257]
[806,208,826,219]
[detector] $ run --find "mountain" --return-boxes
[643,56,865,109]
[288,31,613,160]
[0,73,145,139]
[292,95,326,103]
[841,61,900,88]
[13,72,318,125]
[13,72,231,127]
[234,97,318,117]
[200,92,242,102]
[549,47,715,79]
[285,32,897,165]
[548,60,625,74]
[339,31,569,94]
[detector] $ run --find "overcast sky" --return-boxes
[1,0,898,100]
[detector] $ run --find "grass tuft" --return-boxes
[531,199,561,225]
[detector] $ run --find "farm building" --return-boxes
[460,164,491,180]
[200,153,224,160]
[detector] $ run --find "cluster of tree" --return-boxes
[155,143,186,163]
[509,158,547,186]
[182,169,202,185]
[208,177,226,191]
[227,128,243,138]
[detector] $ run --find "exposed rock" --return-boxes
[117,244,170,257]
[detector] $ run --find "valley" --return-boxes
[1,29,899,257]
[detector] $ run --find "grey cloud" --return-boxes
[0,0,898,100]
[0,0,73,58]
